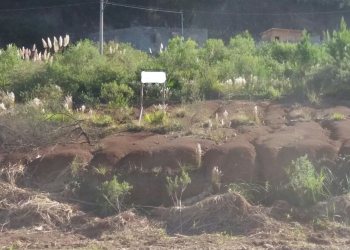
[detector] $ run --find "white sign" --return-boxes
[141,71,166,84]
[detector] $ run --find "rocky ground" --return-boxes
[1,99,350,249]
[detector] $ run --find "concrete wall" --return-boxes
[261,29,303,43]
[89,26,208,52]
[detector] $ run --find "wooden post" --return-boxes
[138,82,144,125]
[163,82,166,106]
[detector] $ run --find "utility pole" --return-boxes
[99,0,104,55]
[181,11,184,38]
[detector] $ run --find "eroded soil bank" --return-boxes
[2,100,350,249]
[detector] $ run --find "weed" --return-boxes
[211,166,222,193]
[325,155,350,195]
[96,175,132,215]
[90,114,114,127]
[306,90,321,105]
[285,155,329,206]
[174,107,186,118]
[166,168,191,208]
[330,112,346,121]
[227,182,267,203]
[44,112,74,123]
[70,157,85,178]
[230,113,255,127]
[144,110,168,126]
[93,165,109,176]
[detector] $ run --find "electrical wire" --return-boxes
[106,1,350,16]
[0,0,349,16]
[106,1,183,14]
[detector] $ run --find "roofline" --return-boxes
[261,28,304,36]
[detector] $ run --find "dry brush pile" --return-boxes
[0,163,78,230]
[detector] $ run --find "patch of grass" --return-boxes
[90,114,114,127]
[149,120,183,134]
[93,165,109,176]
[44,112,75,123]
[97,175,132,215]
[306,90,321,105]
[230,113,255,127]
[285,155,329,207]
[144,110,168,126]
[174,107,186,118]
[126,123,145,132]
[166,168,191,207]
[227,182,268,204]
[330,112,346,121]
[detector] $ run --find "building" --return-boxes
[89,26,208,53]
[261,28,304,43]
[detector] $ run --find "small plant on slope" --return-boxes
[330,112,346,121]
[166,168,191,208]
[285,155,328,207]
[144,110,168,126]
[97,175,132,216]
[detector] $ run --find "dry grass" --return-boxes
[154,192,274,235]
[0,181,77,230]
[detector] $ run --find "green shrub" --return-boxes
[0,44,21,89]
[101,81,134,107]
[90,113,114,127]
[285,155,328,206]
[166,168,191,207]
[144,110,168,126]
[228,182,268,204]
[22,84,64,111]
[327,155,350,195]
[330,112,346,121]
[44,112,75,123]
[158,37,201,97]
[97,175,132,215]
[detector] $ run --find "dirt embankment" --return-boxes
[2,100,350,206]
[2,100,350,248]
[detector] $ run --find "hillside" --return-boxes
[1,0,350,46]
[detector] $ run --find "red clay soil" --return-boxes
[203,138,257,184]
[3,100,350,248]
[255,122,339,184]
[3,100,350,206]
[26,144,93,192]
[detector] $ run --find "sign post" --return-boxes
[139,71,167,125]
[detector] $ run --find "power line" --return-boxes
[106,1,184,36]
[0,1,97,13]
[106,1,183,14]
[107,1,350,16]
[192,9,350,16]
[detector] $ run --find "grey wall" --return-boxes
[89,26,208,52]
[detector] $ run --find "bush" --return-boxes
[101,81,134,107]
[166,168,191,207]
[0,44,21,89]
[330,112,346,121]
[90,113,114,127]
[284,155,328,206]
[144,110,168,126]
[96,175,132,216]
[22,84,64,111]
[158,37,201,97]
[228,182,268,204]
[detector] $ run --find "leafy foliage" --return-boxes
[3,19,350,105]
[101,82,134,107]
[166,168,191,207]
[97,175,132,216]
[284,155,328,206]
[144,110,168,126]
